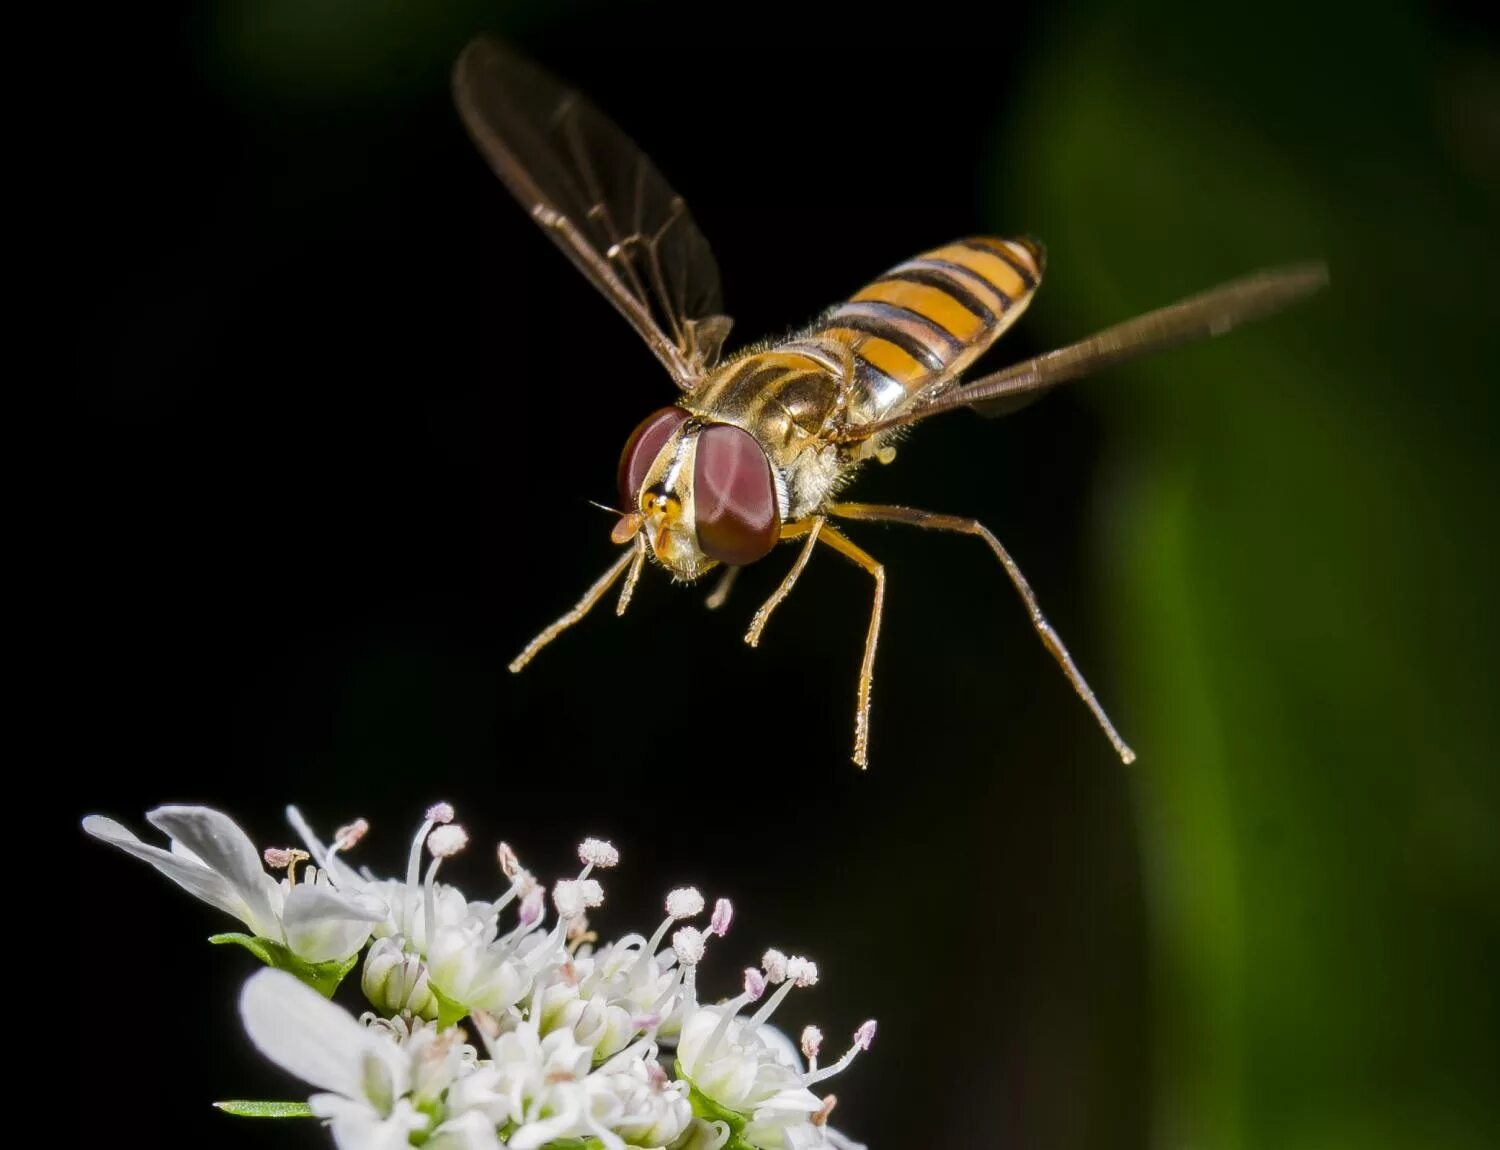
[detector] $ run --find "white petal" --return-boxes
[319,1096,428,1150]
[825,1126,867,1150]
[758,1023,806,1073]
[147,806,283,937]
[507,1091,584,1150]
[282,883,388,963]
[240,969,408,1102]
[83,814,248,927]
[425,1110,502,1150]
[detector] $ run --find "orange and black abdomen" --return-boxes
[814,236,1044,423]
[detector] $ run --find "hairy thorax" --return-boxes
[683,338,903,521]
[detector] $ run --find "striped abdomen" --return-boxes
[812,236,1044,425]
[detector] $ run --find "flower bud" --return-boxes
[361,937,438,1020]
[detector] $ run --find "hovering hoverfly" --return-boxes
[451,36,1327,768]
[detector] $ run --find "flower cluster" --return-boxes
[83,803,875,1150]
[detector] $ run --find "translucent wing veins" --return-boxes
[452,37,732,390]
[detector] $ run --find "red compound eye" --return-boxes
[617,407,688,511]
[693,423,780,566]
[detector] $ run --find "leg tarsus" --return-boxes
[509,547,637,673]
[828,501,1135,764]
[816,523,885,770]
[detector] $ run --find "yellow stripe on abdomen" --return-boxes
[820,327,929,386]
[850,279,986,341]
[928,243,1032,300]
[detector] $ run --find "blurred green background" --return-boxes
[75,1,1496,1148]
[1014,6,1498,1147]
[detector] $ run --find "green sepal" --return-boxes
[208,933,360,998]
[676,1060,754,1145]
[429,981,471,1028]
[213,1100,315,1118]
[537,1140,607,1150]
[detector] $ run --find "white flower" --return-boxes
[676,954,875,1150]
[92,799,879,1150]
[444,1018,606,1148]
[594,1050,695,1148]
[83,805,386,963]
[241,968,492,1149]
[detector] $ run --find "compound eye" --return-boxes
[693,423,780,566]
[618,407,689,511]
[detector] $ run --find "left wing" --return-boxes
[839,262,1329,438]
[452,37,732,389]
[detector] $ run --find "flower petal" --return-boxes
[147,806,283,937]
[282,883,388,963]
[316,1096,428,1150]
[240,969,408,1102]
[83,814,249,927]
[425,1110,503,1150]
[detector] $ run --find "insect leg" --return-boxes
[815,523,886,770]
[508,546,637,673]
[828,502,1135,764]
[615,533,648,616]
[744,518,824,647]
[705,566,740,610]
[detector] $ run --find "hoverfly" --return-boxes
[452,36,1326,768]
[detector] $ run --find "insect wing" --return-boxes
[963,262,1329,416]
[850,262,1328,435]
[452,37,732,388]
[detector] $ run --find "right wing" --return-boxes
[839,262,1329,438]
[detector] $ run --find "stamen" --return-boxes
[635,887,705,974]
[804,1021,877,1087]
[665,887,705,919]
[333,819,369,853]
[748,954,815,1028]
[761,949,788,984]
[741,968,765,1002]
[406,803,455,889]
[263,847,310,885]
[701,969,768,1061]
[709,898,733,937]
[427,826,469,858]
[811,1094,838,1128]
[422,824,468,950]
[518,887,545,929]
[554,878,604,920]
[578,838,620,869]
[672,926,706,966]
[801,1025,824,1065]
[498,842,521,879]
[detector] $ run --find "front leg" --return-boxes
[745,518,823,646]
[740,517,886,768]
[829,501,1135,764]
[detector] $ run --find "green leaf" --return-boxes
[675,1061,750,1137]
[429,981,470,1029]
[537,1140,606,1150]
[208,933,360,998]
[213,1100,315,1118]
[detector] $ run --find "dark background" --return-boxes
[74,2,1496,1148]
